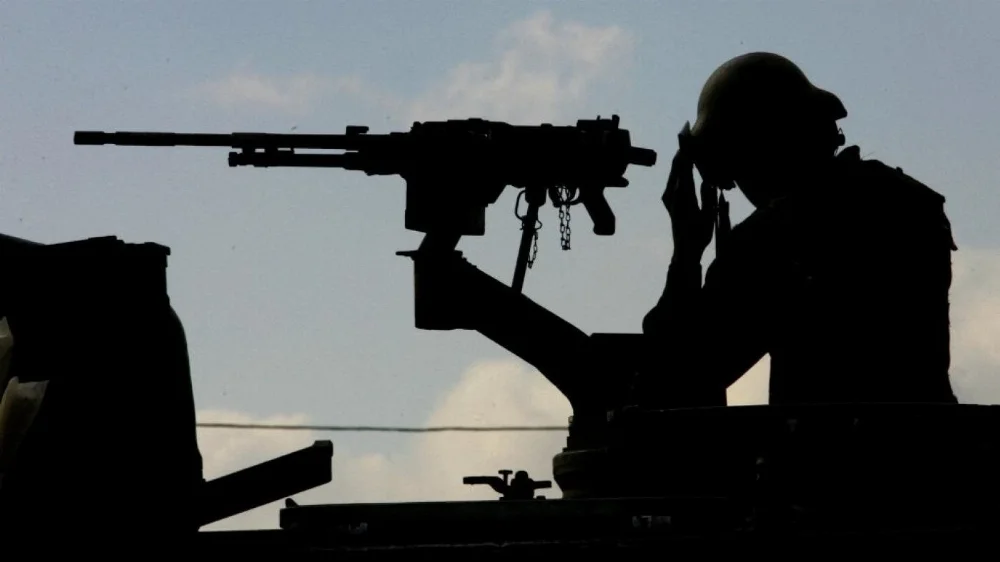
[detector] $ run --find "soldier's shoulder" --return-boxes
[837,146,947,206]
[838,146,958,250]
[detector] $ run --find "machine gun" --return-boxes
[74,115,663,462]
[75,115,655,292]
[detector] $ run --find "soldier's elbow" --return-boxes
[641,308,662,336]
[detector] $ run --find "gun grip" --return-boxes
[581,189,615,235]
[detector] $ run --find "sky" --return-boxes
[1,1,999,530]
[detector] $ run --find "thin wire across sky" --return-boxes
[197,422,569,433]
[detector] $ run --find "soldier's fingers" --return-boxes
[700,181,717,217]
[661,181,674,213]
[671,157,697,208]
[662,149,690,209]
[718,192,732,234]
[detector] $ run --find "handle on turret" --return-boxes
[462,469,551,500]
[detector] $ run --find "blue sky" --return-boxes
[2,2,999,528]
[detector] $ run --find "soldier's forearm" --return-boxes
[642,255,703,336]
[666,253,703,295]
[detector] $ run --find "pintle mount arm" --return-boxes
[398,233,601,413]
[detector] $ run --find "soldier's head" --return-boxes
[686,52,847,207]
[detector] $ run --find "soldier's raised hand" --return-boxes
[662,124,717,262]
[715,191,731,256]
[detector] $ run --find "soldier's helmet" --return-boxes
[690,52,847,146]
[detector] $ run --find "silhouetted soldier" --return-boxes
[639,52,959,407]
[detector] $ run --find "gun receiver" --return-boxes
[75,116,655,292]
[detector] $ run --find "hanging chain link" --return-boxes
[528,223,539,267]
[515,190,542,269]
[515,187,573,270]
[558,186,572,250]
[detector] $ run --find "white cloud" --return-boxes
[191,69,392,114]
[405,11,634,123]
[193,71,326,113]
[947,248,1000,400]
[191,11,633,124]
[198,410,316,482]
[728,355,770,405]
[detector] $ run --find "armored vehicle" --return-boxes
[0,116,996,556]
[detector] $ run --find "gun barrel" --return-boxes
[75,131,239,147]
[73,130,371,150]
[226,151,368,169]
